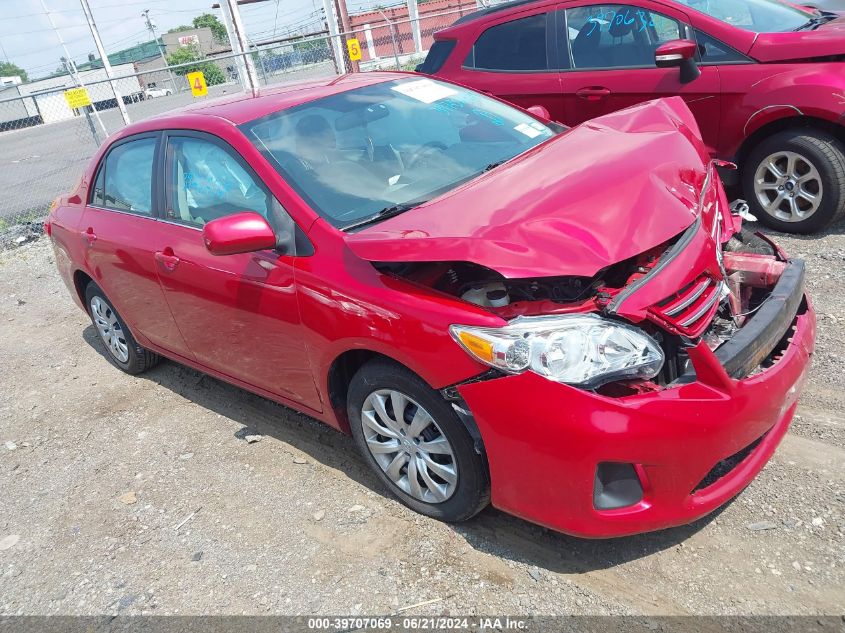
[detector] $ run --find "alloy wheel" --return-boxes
[90,296,129,363]
[753,150,823,222]
[360,389,458,503]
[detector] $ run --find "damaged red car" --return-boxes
[46,73,815,537]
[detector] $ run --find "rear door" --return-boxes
[559,1,721,153]
[150,131,321,411]
[448,8,566,121]
[81,133,194,358]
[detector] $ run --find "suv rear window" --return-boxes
[417,40,457,74]
[464,14,549,71]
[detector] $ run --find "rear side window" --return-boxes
[464,14,549,71]
[417,40,456,74]
[91,137,156,215]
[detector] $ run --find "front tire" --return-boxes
[743,129,845,233]
[347,359,489,522]
[85,283,160,375]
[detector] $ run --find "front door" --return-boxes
[151,131,321,411]
[559,2,721,154]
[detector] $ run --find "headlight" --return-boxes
[450,314,664,389]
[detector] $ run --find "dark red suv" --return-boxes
[422,0,845,233]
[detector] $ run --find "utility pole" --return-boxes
[141,9,178,93]
[79,0,130,126]
[217,0,260,96]
[333,0,358,72]
[407,0,422,54]
[321,0,345,74]
[39,0,107,141]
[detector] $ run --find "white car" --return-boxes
[144,86,172,99]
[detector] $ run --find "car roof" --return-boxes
[451,0,544,25]
[137,71,410,128]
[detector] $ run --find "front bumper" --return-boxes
[457,260,815,538]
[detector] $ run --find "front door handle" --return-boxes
[154,249,180,272]
[575,86,611,101]
[81,227,97,247]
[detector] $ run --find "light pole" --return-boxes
[79,0,130,126]
[377,8,400,71]
[142,9,178,93]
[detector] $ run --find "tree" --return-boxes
[167,25,194,33]
[166,45,225,86]
[0,61,28,83]
[192,13,229,44]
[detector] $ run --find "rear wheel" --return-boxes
[347,359,489,522]
[84,283,160,374]
[743,129,845,233]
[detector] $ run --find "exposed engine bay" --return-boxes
[375,221,797,394]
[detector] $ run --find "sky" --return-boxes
[0,0,383,79]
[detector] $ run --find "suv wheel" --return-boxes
[347,359,489,522]
[743,129,845,233]
[85,282,160,374]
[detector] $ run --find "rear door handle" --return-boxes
[154,249,180,272]
[575,86,611,101]
[81,227,97,246]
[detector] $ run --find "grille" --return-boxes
[649,275,724,338]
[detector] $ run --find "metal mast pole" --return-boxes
[79,0,130,126]
[39,0,108,139]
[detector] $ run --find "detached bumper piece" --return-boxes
[716,259,805,379]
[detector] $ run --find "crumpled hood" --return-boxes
[749,16,845,62]
[345,97,711,279]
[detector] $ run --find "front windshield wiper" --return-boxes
[793,14,833,30]
[482,159,509,172]
[341,200,428,231]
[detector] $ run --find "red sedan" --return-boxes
[420,0,845,233]
[46,73,814,537]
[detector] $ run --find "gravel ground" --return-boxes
[0,223,843,617]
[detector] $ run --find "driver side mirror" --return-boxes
[654,39,701,84]
[202,212,277,256]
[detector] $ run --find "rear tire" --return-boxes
[347,359,489,522]
[84,282,160,375]
[743,129,845,233]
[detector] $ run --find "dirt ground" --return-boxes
[0,223,843,617]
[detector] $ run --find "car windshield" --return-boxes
[240,77,557,230]
[673,0,816,31]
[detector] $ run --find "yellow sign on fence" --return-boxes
[187,71,208,97]
[63,87,92,110]
[346,38,362,61]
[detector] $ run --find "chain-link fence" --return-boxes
[0,3,484,242]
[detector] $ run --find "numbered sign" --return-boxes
[187,71,208,97]
[63,87,92,110]
[346,38,362,61]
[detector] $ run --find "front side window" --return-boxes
[672,0,816,32]
[92,137,156,215]
[566,5,682,69]
[694,29,749,62]
[465,14,549,71]
[164,136,272,228]
[240,77,558,230]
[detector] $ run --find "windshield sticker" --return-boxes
[514,123,542,138]
[585,8,655,35]
[391,79,457,104]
